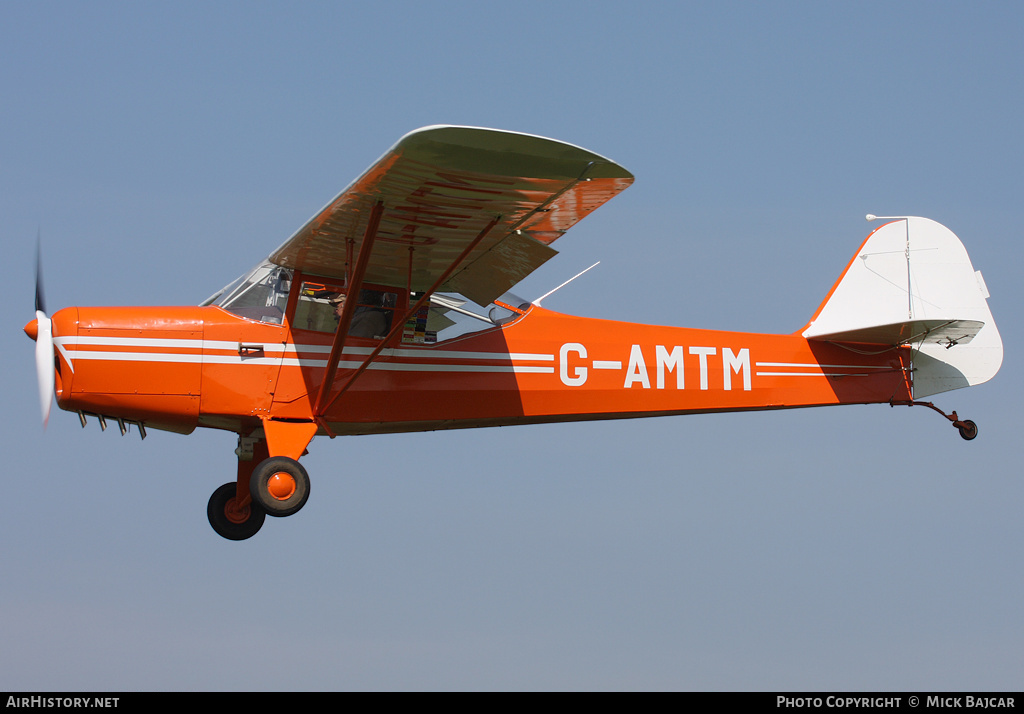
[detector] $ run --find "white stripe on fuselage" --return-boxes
[52,336,555,374]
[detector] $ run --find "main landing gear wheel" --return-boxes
[957,419,978,441]
[249,457,311,517]
[208,482,266,540]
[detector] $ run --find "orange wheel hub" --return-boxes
[267,472,297,501]
[224,498,250,524]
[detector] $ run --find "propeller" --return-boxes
[27,238,54,426]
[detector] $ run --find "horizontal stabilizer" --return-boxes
[802,217,1001,398]
[807,318,984,348]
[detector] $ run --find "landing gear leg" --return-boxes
[206,435,271,540]
[891,400,979,441]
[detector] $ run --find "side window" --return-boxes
[294,282,342,333]
[414,292,529,343]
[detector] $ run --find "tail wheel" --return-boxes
[250,457,311,517]
[957,420,978,441]
[208,483,266,540]
[891,400,980,442]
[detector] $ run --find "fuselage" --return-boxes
[45,302,912,438]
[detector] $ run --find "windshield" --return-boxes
[202,260,293,325]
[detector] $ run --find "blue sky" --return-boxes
[2,1,1022,690]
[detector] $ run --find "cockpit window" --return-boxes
[294,281,397,339]
[202,261,292,325]
[200,262,530,339]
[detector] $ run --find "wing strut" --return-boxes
[315,214,502,419]
[313,201,384,416]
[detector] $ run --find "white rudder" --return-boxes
[802,217,1002,398]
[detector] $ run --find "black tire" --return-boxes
[249,457,311,518]
[207,482,266,540]
[958,420,978,441]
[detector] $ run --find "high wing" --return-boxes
[268,125,634,306]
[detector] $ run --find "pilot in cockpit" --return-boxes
[329,292,387,339]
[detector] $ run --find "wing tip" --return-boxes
[396,125,634,180]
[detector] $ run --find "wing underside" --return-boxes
[268,125,633,306]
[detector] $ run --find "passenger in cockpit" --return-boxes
[330,293,387,339]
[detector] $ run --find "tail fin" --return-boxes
[802,217,1002,398]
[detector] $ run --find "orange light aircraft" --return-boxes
[25,126,1003,540]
